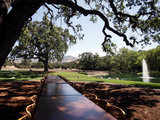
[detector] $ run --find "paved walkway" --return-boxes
[34,76,116,120]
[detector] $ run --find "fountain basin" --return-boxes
[140,77,154,82]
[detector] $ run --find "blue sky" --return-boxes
[32,6,158,57]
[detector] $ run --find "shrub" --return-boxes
[150,71,160,77]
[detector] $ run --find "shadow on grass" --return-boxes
[0,80,41,120]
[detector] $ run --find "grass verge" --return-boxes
[51,71,160,89]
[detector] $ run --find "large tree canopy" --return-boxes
[0,0,160,68]
[10,16,76,72]
[78,52,99,70]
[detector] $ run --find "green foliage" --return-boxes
[1,0,160,69]
[75,46,160,74]
[61,0,160,51]
[10,15,76,72]
[47,61,78,69]
[114,48,141,72]
[18,59,31,68]
[3,58,12,67]
[103,72,142,82]
[78,52,100,70]
[51,62,62,68]
[150,71,160,78]
[78,71,88,75]
[145,46,160,71]
[31,62,44,68]
[0,70,43,81]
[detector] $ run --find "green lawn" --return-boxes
[51,71,160,89]
[0,70,43,81]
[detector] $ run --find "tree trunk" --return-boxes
[0,1,43,69]
[43,60,48,72]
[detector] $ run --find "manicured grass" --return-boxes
[0,70,43,81]
[102,72,142,81]
[102,72,160,83]
[51,71,160,89]
[51,71,104,82]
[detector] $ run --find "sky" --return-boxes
[32,5,158,57]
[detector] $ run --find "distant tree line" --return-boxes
[76,46,160,73]
[5,46,160,74]
[60,46,160,73]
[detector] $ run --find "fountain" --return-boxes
[142,59,151,82]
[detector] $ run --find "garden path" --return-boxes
[34,76,116,120]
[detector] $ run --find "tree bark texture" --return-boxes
[43,59,48,72]
[0,1,43,69]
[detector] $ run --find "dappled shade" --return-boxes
[70,82,160,120]
[0,80,41,120]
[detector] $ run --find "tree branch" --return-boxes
[47,0,134,47]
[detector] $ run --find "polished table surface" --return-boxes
[34,76,116,120]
